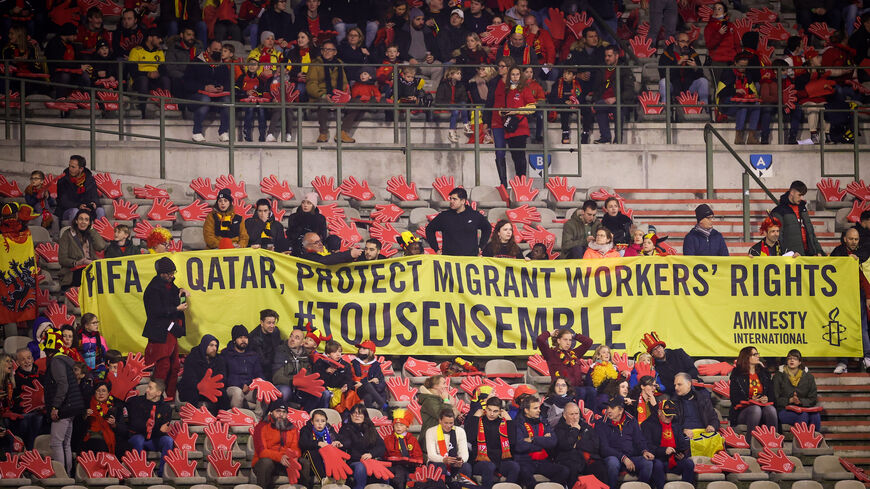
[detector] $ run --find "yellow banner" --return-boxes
[79,250,862,357]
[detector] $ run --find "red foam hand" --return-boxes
[527,354,550,376]
[694,464,723,474]
[634,361,655,380]
[840,458,870,483]
[732,17,753,39]
[122,450,156,478]
[287,408,311,429]
[330,89,351,104]
[180,403,218,425]
[0,175,23,197]
[719,426,749,448]
[312,176,341,201]
[809,22,834,40]
[546,177,575,202]
[20,450,54,479]
[168,421,198,451]
[44,173,59,198]
[207,449,240,477]
[133,220,154,240]
[455,398,470,415]
[97,452,131,479]
[578,358,594,375]
[758,448,794,473]
[544,8,566,40]
[378,356,394,376]
[406,398,422,423]
[630,35,656,58]
[318,204,345,223]
[510,175,539,202]
[216,174,247,199]
[284,449,303,482]
[109,367,139,401]
[270,200,286,222]
[698,5,712,21]
[404,357,441,377]
[67,90,92,109]
[36,278,51,306]
[47,301,75,327]
[712,379,730,398]
[97,91,119,111]
[460,375,489,395]
[20,379,45,413]
[847,199,870,223]
[369,223,403,245]
[320,445,353,480]
[0,454,25,479]
[481,23,511,46]
[506,204,542,225]
[687,24,702,43]
[377,425,394,440]
[124,352,152,379]
[432,176,457,202]
[250,378,281,404]
[36,242,58,263]
[387,377,418,402]
[698,362,726,376]
[846,180,870,201]
[786,405,823,413]
[112,199,140,220]
[362,458,394,479]
[233,198,253,219]
[780,84,797,113]
[566,12,593,39]
[612,352,631,374]
[746,7,777,24]
[520,224,556,248]
[411,463,445,482]
[637,21,650,39]
[817,178,846,202]
[218,407,255,426]
[758,22,790,41]
[270,81,299,103]
[205,422,237,451]
[339,176,374,200]
[386,175,419,201]
[260,175,294,200]
[371,205,404,224]
[10,432,25,452]
[328,219,362,250]
[196,368,224,402]
[45,99,78,111]
[676,91,704,114]
[165,448,197,477]
[638,91,664,114]
[445,385,459,399]
[757,37,774,65]
[711,451,749,473]
[168,239,183,252]
[77,451,107,478]
[190,177,218,200]
[574,475,609,489]
[92,216,116,241]
[94,172,123,198]
[133,185,169,199]
[790,422,823,449]
[147,198,178,221]
[179,200,210,221]
[291,368,325,397]
[752,425,784,448]
[489,378,516,400]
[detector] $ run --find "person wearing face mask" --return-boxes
[246,198,288,251]
[178,334,227,412]
[142,256,188,401]
[350,341,387,411]
[186,39,233,142]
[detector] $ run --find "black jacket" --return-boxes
[748,239,787,256]
[314,357,352,390]
[178,334,227,404]
[770,192,824,256]
[142,275,186,343]
[56,167,100,218]
[258,8,296,42]
[464,414,517,463]
[286,208,329,253]
[601,212,633,245]
[395,24,439,62]
[246,216,288,252]
[653,348,699,395]
[591,62,636,104]
[221,346,264,388]
[46,353,85,419]
[426,206,491,256]
[436,24,469,62]
[596,413,648,459]
[249,325,283,377]
[673,387,719,431]
[337,40,370,82]
[105,239,144,258]
[553,417,600,467]
[126,395,172,439]
[657,43,704,97]
[728,368,774,423]
[291,10,331,39]
[641,415,690,459]
[338,421,386,463]
[299,422,340,479]
[185,57,233,94]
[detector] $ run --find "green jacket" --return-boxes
[58,226,106,287]
[418,386,452,452]
[769,192,824,256]
[562,210,602,254]
[772,367,818,410]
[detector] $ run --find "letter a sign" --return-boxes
[749,154,773,178]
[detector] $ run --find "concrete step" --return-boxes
[824,433,870,440]
[829,445,870,457]
[822,420,870,433]
[812,373,870,386]
[818,385,870,393]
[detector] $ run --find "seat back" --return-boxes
[706,482,739,489]
[791,481,824,489]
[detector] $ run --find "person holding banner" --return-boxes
[142,256,188,401]
[728,346,777,436]
[425,187,491,256]
[748,217,788,256]
[773,349,821,431]
[300,231,362,264]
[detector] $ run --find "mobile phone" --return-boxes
[179,295,187,304]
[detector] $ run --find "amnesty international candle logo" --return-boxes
[822,307,846,347]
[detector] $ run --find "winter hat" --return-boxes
[231,324,249,340]
[268,400,289,414]
[260,30,275,44]
[409,7,424,19]
[694,203,714,222]
[95,39,110,52]
[217,188,233,202]
[302,192,319,206]
[605,395,625,408]
[155,256,176,274]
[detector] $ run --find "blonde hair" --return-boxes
[477,65,496,81]
[347,27,365,45]
[0,354,15,394]
[636,352,652,364]
[443,66,462,81]
[593,344,611,362]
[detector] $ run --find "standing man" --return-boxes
[749,217,788,256]
[425,187,491,256]
[770,180,824,256]
[56,155,103,222]
[562,200,603,258]
[592,46,636,144]
[249,309,282,377]
[683,204,729,256]
[143,256,188,402]
[44,327,85,474]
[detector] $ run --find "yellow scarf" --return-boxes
[436,424,449,456]
[787,368,803,388]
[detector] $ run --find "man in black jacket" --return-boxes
[553,402,608,484]
[299,231,362,263]
[246,199,288,251]
[673,373,719,435]
[425,187,491,256]
[222,324,264,415]
[125,380,174,476]
[642,331,699,396]
[641,400,693,488]
[657,31,708,103]
[596,395,657,489]
[142,256,188,401]
[465,397,521,489]
[258,0,296,46]
[44,23,89,97]
[769,181,824,256]
[395,8,441,77]
[177,334,226,412]
[186,40,232,142]
[44,327,85,473]
[56,155,104,222]
[249,309,283,377]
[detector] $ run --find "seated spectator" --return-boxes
[287,193,329,253]
[464,396,519,489]
[601,197,632,245]
[597,394,656,489]
[203,188,249,249]
[749,216,787,256]
[435,66,469,143]
[125,380,173,475]
[291,0,330,43]
[285,30,313,102]
[299,409,342,484]
[338,27,371,83]
[536,328,595,406]
[1,24,46,84]
[592,45,635,144]
[629,375,659,425]
[555,401,607,484]
[178,334,227,412]
[523,14,555,72]
[186,40,232,142]
[252,401,300,489]
[482,219,524,258]
[589,344,620,389]
[164,27,202,98]
[128,29,171,118]
[315,340,356,411]
[76,313,107,372]
[795,0,841,32]
[272,328,324,409]
[831,227,861,258]
[307,39,361,143]
[629,353,666,391]
[45,23,89,98]
[729,346,777,436]
[24,170,56,230]
[56,155,102,223]
[622,227,645,257]
[395,8,441,80]
[773,349,821,430]
[58,209,106,290]
[299,231,363,264]
[463,0,492,34]
[426,408,472,478]
[113,9,146,60]
[351,68,382,108]
[395,64,431,114]
[658,30,708,103]
[673,372,719,438]
[351,341,387,410]
[514,395,569,486]
[359,238,386,261]
[642,400,694,487]
[384,408,423,489]
[643,331,700,396]
[105,224,143,257]
[236,60,270,143]
[0,354,16,453]
[339,404,389,489]
[257,0,294,49]
[90,40,117,83]
[500,25,539,68]
[456,33,492,82]
[562,201,602,259]
[715,52,761,144]
[247,199,288,251]
[77,7,111,54]
[81,380,120,453]
[437,8,469,63]
[221,324,264,415]
[13,348,43,450]
[203,0,241,42]
[419,374,454,443]
[541,377,575,427]
[683,204,729,256]
[248,308,283,376]
[584,228,621,259]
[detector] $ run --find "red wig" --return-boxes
[759,216,781,234]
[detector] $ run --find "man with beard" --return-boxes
[465,396,520,489]
[350,341,387,410]
[113,9,145,59]
[249,309,283,376]
[165,26,203,98]
[272,328,326,409]
[124,380,174,475]
[142,256,188,401]
[177,334,226,412]
[221,324,264,415]
[252,401,301,489]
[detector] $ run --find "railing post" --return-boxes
[742,171,750,242]
[159,97,166,179]
[18,78,25,162]
[336,104,342,181]
[704,125,713,199]
[615,65,622,143]
[664,67,671,144]
[4,61,10,139]
[853,105,860,180]
[392,67,399,144]
[776,65,783,144]
[228,64,236,175]
[405,107,412,182]
[473,106,480,186]
[296,105,303,187]
[117,61,124,141]
[89,86,96,169]
[542,107,549,180]
[280,64,287,140]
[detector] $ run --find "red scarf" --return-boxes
[502,44,530,65]
[86,396,117,452]
[477,417,511,462]
[659,420,677,468]
[557,78,582,100]
[524,422,549,460]
[71,172,86,194]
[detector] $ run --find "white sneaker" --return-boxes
[192,133,205,142]
[285,133,293,143]
[863,357,870,370]
[447,130,459,143]
[833,362,848,374]
[265,134,277,142]
[218,132,230,142]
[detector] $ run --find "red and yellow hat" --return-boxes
[641,331,666,353]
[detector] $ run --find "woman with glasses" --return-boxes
[729,346,777,435]
[338,404,388,489]
[773,349,821,431]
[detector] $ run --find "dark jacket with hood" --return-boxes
[286,207,329,254]
[464,414,518,463]
[178,334,227,404]
[46,351,86,419]
[56,167,100,218]
[728,366,774,423]
[553,416,600,470]
[299,421,340,479]
[248,325,282,378]
[126,394,172,439]
[221,343,264,388]
[142,273,186,343]
[395,23,439,62]
[245,215,288,252]
[595,412,648,459]
[772,366,818,410]
[338,419,386,463]
[770,192,824,256]
[184,53,233,94]
[514,414,558,463]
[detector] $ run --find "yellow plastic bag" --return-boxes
[328,387,343,409]
[689,429,724,457]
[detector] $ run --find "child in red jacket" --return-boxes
[383,409,422,489]
[351,68,382,104]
